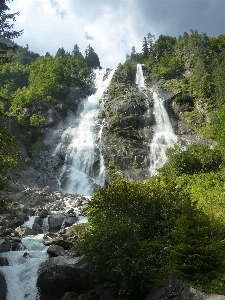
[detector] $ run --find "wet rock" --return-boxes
[37,257,93,300]
[0,238,11,252]
[47,244,65,257]
[48,213,65,231]
[9,236,22,251]
[32,217,44,234]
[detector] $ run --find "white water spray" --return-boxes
[135,64,177,175]
[135,64,145,88]
[56,68,115,195]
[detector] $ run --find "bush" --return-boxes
[159,142,223,177]
[77,179,178,295]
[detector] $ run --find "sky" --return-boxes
[8,0,225,69]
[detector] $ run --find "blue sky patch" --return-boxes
[85,32,94,41]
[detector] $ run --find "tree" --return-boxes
[72,44,83,60]
[55,47,66,57]
[142,37,149,60]
[85,44,100,68]
[0,0,23,64]
[146,32,155,52]
[0,0,22,212]
[153,34,176,60]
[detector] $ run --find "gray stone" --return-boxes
[65,216,78,227]
[48,213,65,230]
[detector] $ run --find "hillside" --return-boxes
[1,30,225,299]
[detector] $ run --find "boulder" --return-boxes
[65,216,78,227]
[47,244,65,257]
[48,213,65,231]
[37,257,93,300]
[0,238,11,252]
[15,226,35,237]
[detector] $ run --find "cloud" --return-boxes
[8,0,225,68]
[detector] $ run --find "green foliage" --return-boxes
[111,60,135,86]
[0,125,21,212]
[75,176,225,297]
[170,206,225,285]
[152,53,184,80]
[159,142,223,177]
[0,1,22,212]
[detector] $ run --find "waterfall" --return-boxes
[135,64,177,175]
[56,68,115,196]
[135,64,145,87]
[149,91,177,175]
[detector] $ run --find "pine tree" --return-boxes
[85,44,100,68]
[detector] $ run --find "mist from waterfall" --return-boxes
[135,64,177,175]
[56,68,115,196]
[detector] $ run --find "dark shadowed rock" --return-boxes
[0,271,7,300]
[37,257,93,300]
[0,238,11,252]
[61,292,78,300]
[47,244,65,257]
[0,257,9,266]
[145,274,225,300]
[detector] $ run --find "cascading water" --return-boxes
[135,64,177,175]
[135,63,146,87]
[0,217,49,300]
[56,68,115,195]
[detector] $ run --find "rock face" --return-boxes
[97,65,181,181]
[37,257,93,300]
[12,64,198,189]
